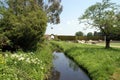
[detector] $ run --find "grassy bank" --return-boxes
[0,42,53,80]
[51,41,120,80]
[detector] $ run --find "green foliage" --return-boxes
[57,35,76,41]
[0,42,53,80]
[51,41,120,80]
[75,31,84,36]
[0,0,62,24]
[46,0,63,24]
[0,0,63,51]
[56,35,103,41]
[0,0,47,51]
[79,0,120,48]
[87,32,93,37]
[93,31,103,36]
[0,34,11,48]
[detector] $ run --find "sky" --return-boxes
[45,0,120,36]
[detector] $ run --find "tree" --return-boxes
[0,0,63,24]
[87,32,93,37]
[0,0,63,51]
[0,0,47,51]
[75,31,84,36]
[79,0,120,48]
[43,0,63,24]
[93,31,103,36]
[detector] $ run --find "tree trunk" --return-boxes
[105,36,110,48]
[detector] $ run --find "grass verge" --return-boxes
[51,41,120,80]
[0,42,53,80]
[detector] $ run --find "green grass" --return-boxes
[97,42,120,47]
[0,42,53,80]
[51,41,120,80]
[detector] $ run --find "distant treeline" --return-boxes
[55,35,104,41]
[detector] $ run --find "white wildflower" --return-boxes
[40,60,43,64]
[11,54,19,58]
[41,67,44,70]
[31,59,35,63]
[18,57,25,61]
[14,61,17,64]
[5,54,8,57]
[26,58,31,63]
[30,52,34,54]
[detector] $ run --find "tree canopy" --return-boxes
[0,0,63,51]
[44,0,63,24]
[93,31,103,36]
[79,0,120,48]
[0,0,48,51]
[87,32,93,37]
[0,0,63,24]
[75,31,84,36]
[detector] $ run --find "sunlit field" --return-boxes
[97,41,120,48]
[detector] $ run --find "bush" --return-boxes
[0,1,47,51]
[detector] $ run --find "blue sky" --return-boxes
[45,0,120,36]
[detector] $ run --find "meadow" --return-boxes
[0,42,53,80]
[97,41,120,48]
[51,41,120,80]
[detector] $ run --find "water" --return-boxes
[51,52,90,80]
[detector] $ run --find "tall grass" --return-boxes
[51,41,120,80]
[0,42,53,80]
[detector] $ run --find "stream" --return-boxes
[50,51,90,80]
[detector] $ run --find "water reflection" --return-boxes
[51,52,90,80]
[50,69,60,80]
[68,59,79,71]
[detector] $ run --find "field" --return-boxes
[51,41,120,80]
[97,41,120,48]
[0,42,53,80]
